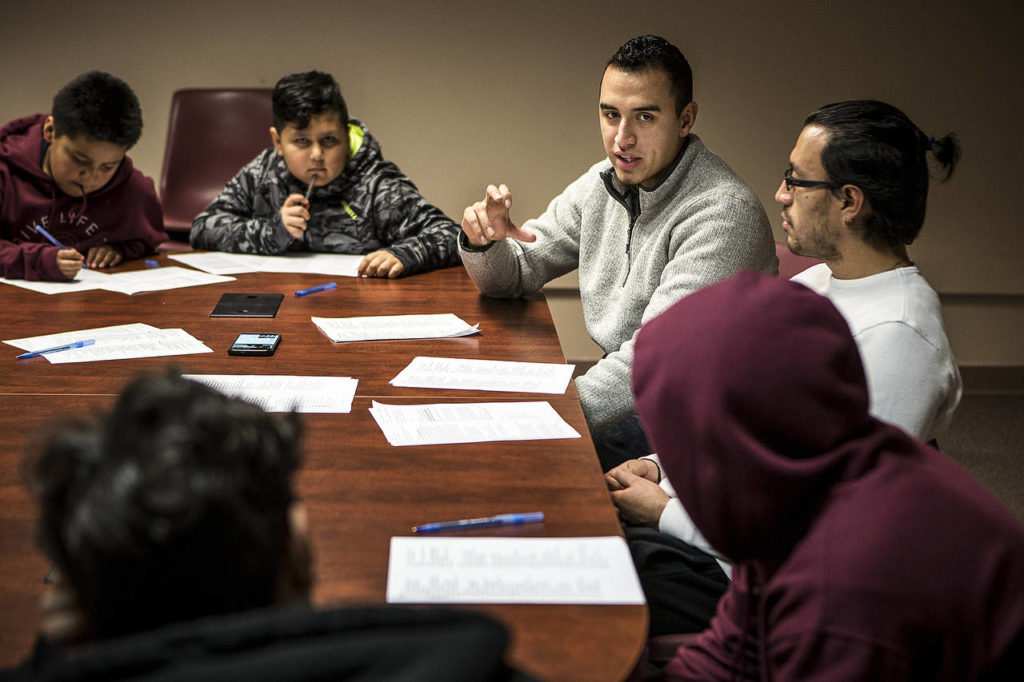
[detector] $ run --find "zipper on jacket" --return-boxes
[622,207,640,286]
[600,170,641,287]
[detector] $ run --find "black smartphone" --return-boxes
[228,333,281,356]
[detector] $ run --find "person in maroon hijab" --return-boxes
[632,270,1024,681]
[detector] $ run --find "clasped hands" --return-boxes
[605,458,672,527]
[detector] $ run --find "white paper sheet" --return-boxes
[253,252,363,276]
[183,374,358,413]
[167,252,266,275]
[46,328,212,363]
[369,400,581,446]
[312,314,480,342]
[0,266,233,295]
[4,323,159,351]
[0,268,111,295]
[91,266,234,294]
[170,251,364,277]
[390,356,575,394]
[387,536,646,605]
[5,324,212,363]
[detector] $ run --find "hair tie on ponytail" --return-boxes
[926,136,936,152]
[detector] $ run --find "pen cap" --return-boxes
[495,512,545,524]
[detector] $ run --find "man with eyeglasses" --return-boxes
[605,100,964,640]
[778,99,962,444]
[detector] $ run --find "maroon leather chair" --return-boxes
[159,89,273,240]
[775,240,822,279]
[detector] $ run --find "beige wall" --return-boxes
[3,0,1021,368]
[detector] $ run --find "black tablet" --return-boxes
[209,293,284,318]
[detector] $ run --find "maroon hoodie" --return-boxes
[0,114,167,281]
[633,271,1024,681]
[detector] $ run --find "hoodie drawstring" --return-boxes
[729,569,755,682]
[69,188,87,222]
[45,184,88,242]
[729,566,773,682]
[755,565,773,682]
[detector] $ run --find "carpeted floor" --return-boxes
[941,392,1024,522]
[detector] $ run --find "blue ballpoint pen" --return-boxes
[17,339,95,359]
[412,511,545,534]
[34,224,66,248]
[35,225,87,268]
[294,282,337,297]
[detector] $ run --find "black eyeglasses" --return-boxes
[783,169,834,192]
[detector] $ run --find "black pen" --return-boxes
[305,174,318,201]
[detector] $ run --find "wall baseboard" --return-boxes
[959,366,1024,394]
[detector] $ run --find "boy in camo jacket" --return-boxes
[190,71,460,278]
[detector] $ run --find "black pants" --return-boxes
[625,526,730,636]
[593,414,652,471]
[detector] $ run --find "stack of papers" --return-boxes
[4,323,212,363]
[0,266,234,295]
[183,374,358,413]
[369,400,581,446]
[169,251,364,277]
[390,356,575,394]
[312,314,480,342]
[387,536,646,605]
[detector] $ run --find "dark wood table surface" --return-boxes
[0,255,647,681]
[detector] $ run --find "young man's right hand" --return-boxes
[280,193,311,239]
[55,248,84,279]
[461,184,537,246]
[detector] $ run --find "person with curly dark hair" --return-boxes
[29,372,310,642]
[7,373,520,681]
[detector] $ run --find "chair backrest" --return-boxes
[775,241,822,280]
[160,88,274,238]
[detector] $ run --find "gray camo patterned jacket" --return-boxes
[189,119,460,275]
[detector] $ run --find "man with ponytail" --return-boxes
[606,102,967,642]
[777,100,962,443]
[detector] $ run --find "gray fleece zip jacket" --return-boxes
[460,134,776,434]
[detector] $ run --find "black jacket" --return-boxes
[2,604,534,682]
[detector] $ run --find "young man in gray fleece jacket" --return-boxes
[459,35,776,468]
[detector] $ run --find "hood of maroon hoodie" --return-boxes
[0,114,166,262]
[631,270,887,564]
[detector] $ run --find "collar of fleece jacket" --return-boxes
[631,270,889,564]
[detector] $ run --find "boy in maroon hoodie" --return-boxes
[0,71,166,281]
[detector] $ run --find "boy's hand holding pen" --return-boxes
[36,225,85,279]
[280,174,318,240]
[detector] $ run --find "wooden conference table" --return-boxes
[0,254,647,681]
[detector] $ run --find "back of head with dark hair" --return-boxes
[272,71,349,131]
[51,71,143,149]
[805,99,961,246]
[606,35,693,115]
[28,373,303,640]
